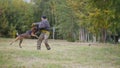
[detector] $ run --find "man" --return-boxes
[33,16,51,50]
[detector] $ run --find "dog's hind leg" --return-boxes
[10,41,14,45]
[10,36,20,45]
[19,39,23,48]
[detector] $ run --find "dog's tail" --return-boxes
[16,32,19,36]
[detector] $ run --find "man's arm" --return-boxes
[32,22,40,26]
[32,22,45,28]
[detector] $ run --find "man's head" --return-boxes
[41,16,47,20]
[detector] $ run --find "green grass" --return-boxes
[0,38,120,68]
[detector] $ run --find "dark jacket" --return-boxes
[35,20,50,31]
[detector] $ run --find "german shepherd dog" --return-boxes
[10,26,38,48]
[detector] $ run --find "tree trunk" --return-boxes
[101,29,107,43]
[80,28,85,42]
[87,33,90,42]
[93,35,97,43]
[79,28,87,42]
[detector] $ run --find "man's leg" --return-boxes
[44,33,51,50]
[37,33,44,50]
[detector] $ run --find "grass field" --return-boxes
[0,38,120,68]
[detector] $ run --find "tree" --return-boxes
[0,0,34,37]
[88,0,120,43]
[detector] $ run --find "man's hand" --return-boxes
[32,23,36,26]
